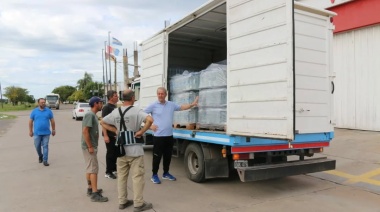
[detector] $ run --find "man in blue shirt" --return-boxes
[29,98,56,166]
[144,87,198,184]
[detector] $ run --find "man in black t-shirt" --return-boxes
[101,90,119,179]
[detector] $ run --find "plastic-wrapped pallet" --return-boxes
[198,88,227,108]
[169,71,200,94]
[174,108,198,126]
[197,108,226,129]
[171,91,198,106]
[199,63,227,89]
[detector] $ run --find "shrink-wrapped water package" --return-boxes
[174,108,198,125]
[198,88,227,108]
[199,63,227,89]
[197,108,226,129]
[169,71,200,93]
[171,91,198,106]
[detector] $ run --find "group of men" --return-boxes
[28,87,198,211]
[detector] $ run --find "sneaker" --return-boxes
[151,175,161,184]
[91,192,108,202]
[43,161,49,166]
[162,173,176,181]
[119,200,133,209]
[38,155,43,163]
[87,188,103,196]
[133,202,153,212]
[105,173,117,179]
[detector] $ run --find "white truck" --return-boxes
[45,93,60,110]
[138,0,336,182]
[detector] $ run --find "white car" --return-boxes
[72,102,91,120]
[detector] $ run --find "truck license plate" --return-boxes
[234,160,248,168]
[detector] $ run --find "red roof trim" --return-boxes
[330,0,380,33]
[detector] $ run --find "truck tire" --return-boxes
[184,143,205,183]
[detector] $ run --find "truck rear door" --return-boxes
[227,0,295,140]
[140,32,168,109]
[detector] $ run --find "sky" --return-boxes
[0,0,209,99]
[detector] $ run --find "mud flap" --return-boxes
[205,158,229,179]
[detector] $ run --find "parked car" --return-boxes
[72,102,91,120]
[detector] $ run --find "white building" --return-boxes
[299,0,380,131]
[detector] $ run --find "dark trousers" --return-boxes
[152,136,174,175]
[105,137,118,174]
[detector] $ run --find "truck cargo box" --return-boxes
[140,0,336,141]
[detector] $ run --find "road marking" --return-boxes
[326,168,380,186]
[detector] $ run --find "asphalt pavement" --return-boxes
[1,106,380,212]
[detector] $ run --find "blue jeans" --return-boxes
[33,135,50,162]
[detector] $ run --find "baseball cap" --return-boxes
[89,96,104,106]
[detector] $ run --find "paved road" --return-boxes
[0,104,380,212]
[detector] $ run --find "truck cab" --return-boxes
[45,93,60,110]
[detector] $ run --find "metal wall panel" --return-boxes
[333,25,380,131]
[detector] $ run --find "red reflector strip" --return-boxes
[231,142,330,153]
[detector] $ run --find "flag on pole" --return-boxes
[105,52,115,61]
[114,48,120,56]
[112,37,122,46]
[107,45,120,56]
[107,45,114,54]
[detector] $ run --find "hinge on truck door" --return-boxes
[296,108,310,113]
[288,140,293,149]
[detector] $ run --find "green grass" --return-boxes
[0,113,17,119]
[0,103,35,112]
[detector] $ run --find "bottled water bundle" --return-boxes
[171,91,198,106]
[169,71,200,94]
[198,88,227,108]
[199,63,227,89]
[197,108,226,129]
[174,108,198,125]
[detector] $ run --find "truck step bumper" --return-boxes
[236,157,336,182]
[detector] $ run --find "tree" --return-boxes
[69,90,85,102]
[3,86,29,105]
[83,81,104,100]
[26,95,35,104]
[52,85,76,102]
[77,72,93,90]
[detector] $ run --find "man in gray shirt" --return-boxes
[101,89,153,212]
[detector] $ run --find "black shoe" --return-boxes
[105,172,117,179]
[134,202,153,212]
[43,161,49,166]
[87,188,103,196]
[119,200,133,209]
[39,156,43,163]
[91,192,108,202]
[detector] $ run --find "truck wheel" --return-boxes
[184,143,205,183]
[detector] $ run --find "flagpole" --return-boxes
[108,31,112,89]
[104,41,108,94]
[101,49,106,101]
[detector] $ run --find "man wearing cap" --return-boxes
[81,96,108,202]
